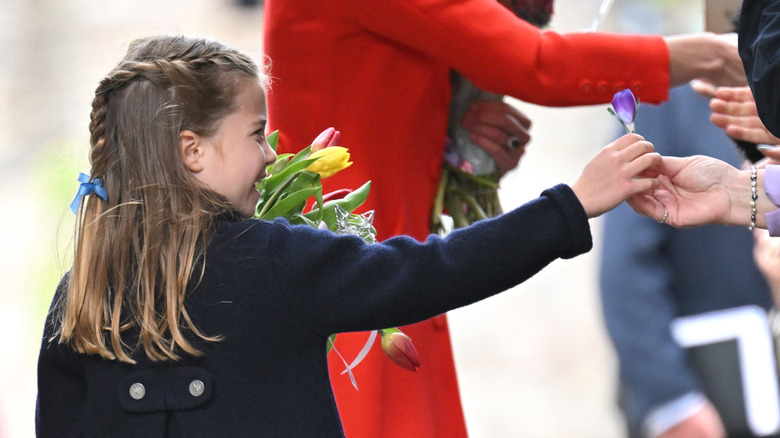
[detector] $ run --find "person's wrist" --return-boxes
[729,167,772,228]
[750,165,758,230]
[725,167,754,227]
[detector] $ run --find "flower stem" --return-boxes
[257,171,301,219]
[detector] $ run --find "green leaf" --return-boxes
[289,145,314,165]
[260,186,321,220]
[378,327,402,336]
[287,213,318,227]
[442,162,498,187]
[267,155,292,176]
[267,130,279,153]
[262,158,319,194]
[288,170,320,193]
[304,181,371,228]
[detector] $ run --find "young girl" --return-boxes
[36,35,661,437]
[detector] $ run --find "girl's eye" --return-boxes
[254,130,265,141]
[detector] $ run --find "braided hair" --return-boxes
[57,36,264,363]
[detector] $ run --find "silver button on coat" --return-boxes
[129,382,145,400]
[189,379,205,397]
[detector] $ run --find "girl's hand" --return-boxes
[571,134,660,218]
[459,100,532,176]
[709,86,780,146]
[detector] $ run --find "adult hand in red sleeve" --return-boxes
[459,100,532,176]
[666,33,746,89]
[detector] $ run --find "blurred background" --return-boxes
[0,0,702,436]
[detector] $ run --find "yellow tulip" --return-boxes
[305,146,353,178]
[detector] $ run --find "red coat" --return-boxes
[263,0,669,436]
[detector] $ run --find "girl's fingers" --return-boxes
[625,152,663,178]
[619,140,655,163]
[610,134,645,151]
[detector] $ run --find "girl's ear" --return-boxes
[180,130,204,173]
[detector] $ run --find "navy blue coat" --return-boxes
[37,185,591,437]
[600,85,775,437]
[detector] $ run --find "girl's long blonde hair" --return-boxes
[56,36,261,363]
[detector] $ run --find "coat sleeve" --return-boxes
[342,0,670,106]
[739,0,780,137]
[263,184,592,335]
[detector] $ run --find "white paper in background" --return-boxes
[671,305,780,436]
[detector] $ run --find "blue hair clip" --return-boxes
[70,172,108,214]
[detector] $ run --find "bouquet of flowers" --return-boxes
[254,128,371,231]
[254,128,421,388]
[432,0,555,234]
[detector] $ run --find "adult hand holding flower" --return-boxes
[459,100,532,176]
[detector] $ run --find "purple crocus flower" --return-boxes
[608,89,639,134]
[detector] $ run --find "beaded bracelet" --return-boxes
[750,165,757,230]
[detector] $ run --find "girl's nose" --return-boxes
[264,143,277,166]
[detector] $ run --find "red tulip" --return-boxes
[311,127,341,152]
[379,330,421,372]
[322,188,353,203]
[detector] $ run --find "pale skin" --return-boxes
[309,100,534,177]
[658,401,726,438]
[571,133,661,218]
[184,79,657,225]
[665,33,747,89]
[628,155,776,228]
[677,83,780,437]
[456,32,742,438]
[707,85,780,146]
[629,89,770,436]
[469,33,746,179]
[180,77,277,218]
[459,100,532,176]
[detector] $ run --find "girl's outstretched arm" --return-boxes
[571,133,660,218]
